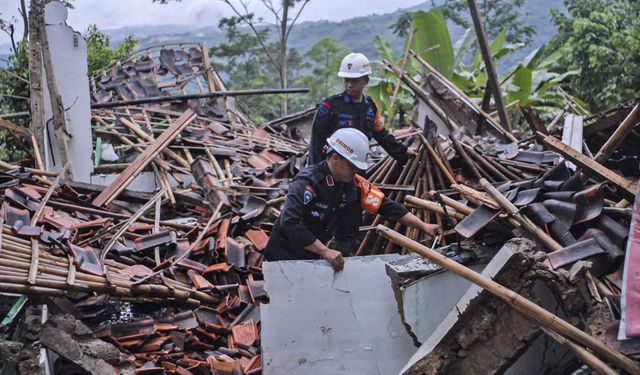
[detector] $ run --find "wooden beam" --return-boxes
[38,0,71,173]
[384,60,460,132]
[521,106,549,142]
[593,103,640,163]
[27,0,46,167]
[467,0,512,133]
[92,109,197,207]
[542,133,638,200]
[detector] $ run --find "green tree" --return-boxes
[370,8,580,130]
[0,22,137,161]
[85,24,137,77]
[390,11,412,37]
[297,38,350,103]
[549,0,640,110]
[0,40,31,160]
[219,0,311,115]
[443,0,536,46]
[213,18,281,123]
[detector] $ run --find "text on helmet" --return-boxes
[336,138,354,154]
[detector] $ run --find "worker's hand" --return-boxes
[406,147,417,157]
[323,248,344,272]
[422,223,441,237]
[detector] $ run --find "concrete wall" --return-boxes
[42,1,94,183]
[261,255,416,375]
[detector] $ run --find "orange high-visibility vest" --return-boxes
[354,175,384,213]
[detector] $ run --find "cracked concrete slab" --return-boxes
[399,239,532,374]
[400,238,582,374]
[387,256,486,345]
[261,255,416,375]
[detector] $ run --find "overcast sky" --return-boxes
[0,0,427,47]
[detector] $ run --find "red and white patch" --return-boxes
[326,175,334,186]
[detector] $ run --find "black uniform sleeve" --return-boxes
[370,98,408,163]
[378,197,409,221]
[278,178,318,249]
[373,130,408,164]
[309,101,334,165]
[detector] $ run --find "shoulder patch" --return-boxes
[303,190,313,205]
[303,184,316,205]
[317,102,331,118]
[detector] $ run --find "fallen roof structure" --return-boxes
[0,0,640,374]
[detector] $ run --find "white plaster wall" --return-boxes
[41,1,94,182]
[262,255,416,375]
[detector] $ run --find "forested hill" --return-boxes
[105,0,563,69]
[0,1,563,69]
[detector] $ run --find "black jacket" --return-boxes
[263,161,408,261]
[308,92,408,165]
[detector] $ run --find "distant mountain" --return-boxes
[102,0,563,72]
[1,1,564,70]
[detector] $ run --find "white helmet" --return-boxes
[338,53,372,78]
[326,128,369,170]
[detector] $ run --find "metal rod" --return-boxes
[91,88,310,109]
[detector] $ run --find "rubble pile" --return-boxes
[0,8,638,373]
[361,57,640,372]
[0,43,310,374]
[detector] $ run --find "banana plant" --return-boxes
[368,8,585,126]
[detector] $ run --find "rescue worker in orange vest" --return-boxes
[264,128,439,272]
[308,52,416,166]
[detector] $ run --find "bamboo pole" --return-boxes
[449,135,484,181]
[426,191,473,215]
[593,103,640,163]
[384,60,460,132]
[405,195,466,220]
[0,253,215,305]
[375,225,640,375]
[28,162,68,284]
[541,327,617,375]
[461,143,509,181]
[389,27,417,110]
[356,158,401,256]
[418,134,457,185]
[0,229,214,301]
[100,187,167,261]
[479,178,562,252]
[410,50,517,142]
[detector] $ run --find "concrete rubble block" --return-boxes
[401,238,587,375]
[0,305,46,375]
[261,255,417,375]
[386,252,486,345]
[40,313,135,375]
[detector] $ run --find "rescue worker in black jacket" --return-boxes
[308,52,416,166]
[264,128,439,272]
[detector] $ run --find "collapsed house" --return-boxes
[0,1,639,374]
